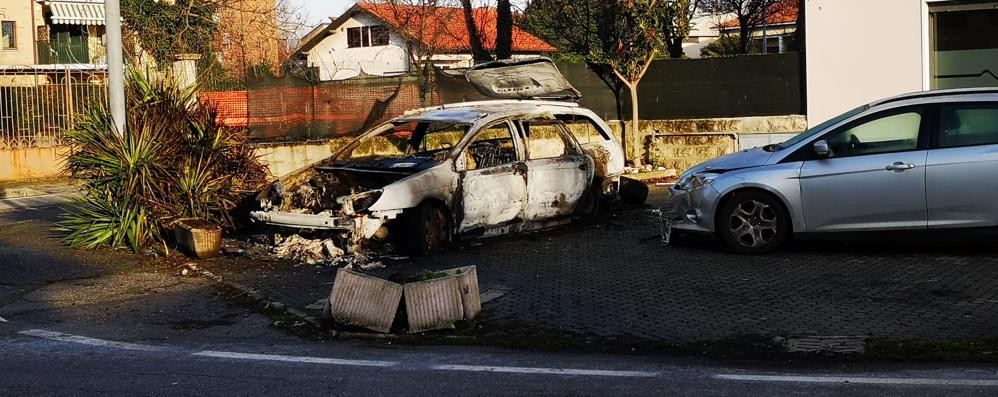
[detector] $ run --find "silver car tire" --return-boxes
[716,191,790,254]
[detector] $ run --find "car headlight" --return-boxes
[691,173,720,189]
[352,190,383,212]
[676,172,719,191]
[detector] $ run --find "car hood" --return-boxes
[684,147,776,176]
[465,57,581,100]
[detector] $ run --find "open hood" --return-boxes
[465,57,581,100]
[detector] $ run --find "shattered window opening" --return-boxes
[558,115,611,145]
[346,121,469,161]
[465,122,518,171]
[522,120,575,160]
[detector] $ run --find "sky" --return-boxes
[293,0,354,26]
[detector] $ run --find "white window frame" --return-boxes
[1,20,15,50]
[920,0,998,90]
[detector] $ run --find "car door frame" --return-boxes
[453,119,530,236]
[791,104,935,232]
[514,117,594,222]
[925,100,998,228]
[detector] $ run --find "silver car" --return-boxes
[665,88,998,253]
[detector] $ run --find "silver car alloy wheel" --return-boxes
[728,200,779,248]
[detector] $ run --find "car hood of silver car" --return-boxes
[683,146,777,177]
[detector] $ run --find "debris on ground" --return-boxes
[360,261,385,270]
[642,175,679,185]
[178,263,200,277]
[304,298,328,311]
[273,234,344,265]
[224,232,394,270]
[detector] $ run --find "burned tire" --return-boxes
[716,191,790,255]
[573,184,602,220]
[619,177,649,206]
[403,202,450,257]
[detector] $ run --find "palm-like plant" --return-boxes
[58,71,268,252]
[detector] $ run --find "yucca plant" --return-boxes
[58,70,268,253]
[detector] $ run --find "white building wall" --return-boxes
[306,14,410,80]
[805,0,936,126]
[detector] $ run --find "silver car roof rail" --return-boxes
[873,87,998,108]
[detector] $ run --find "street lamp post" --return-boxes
[104,0,126,135]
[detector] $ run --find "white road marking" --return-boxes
[192,351,398,367]
[18,329,164,352]
[0,315,8,323]
[716,374,998,387]
[432,364,659,378]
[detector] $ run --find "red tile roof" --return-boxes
[356,2,556,53]
[719,0,799,29]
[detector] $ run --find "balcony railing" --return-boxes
[36,37,103,64]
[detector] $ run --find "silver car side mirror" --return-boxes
[813,140,831,158]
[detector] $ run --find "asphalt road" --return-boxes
[4,193,998,396]
[3,327,998,396]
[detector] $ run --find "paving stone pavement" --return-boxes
[201,209,998,346]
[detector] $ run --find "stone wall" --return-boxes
[0,115,807,182]
[608,115,807,171]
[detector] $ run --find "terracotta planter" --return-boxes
[174,219,222,259]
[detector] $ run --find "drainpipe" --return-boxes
[30,0,38,64]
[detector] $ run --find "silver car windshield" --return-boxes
[776,106,868,150]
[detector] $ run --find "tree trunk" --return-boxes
[460,0,493,64]
[667,38,685,59]
[495,0,513,60]
[628,82,643,168]
[738,15,751,54]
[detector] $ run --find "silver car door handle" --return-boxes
[885,162,916,171]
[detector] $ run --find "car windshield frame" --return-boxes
[776,105,869,150]
[340,120,473,161]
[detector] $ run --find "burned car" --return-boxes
[251,58,625,255]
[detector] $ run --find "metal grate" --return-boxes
[0,65,108,150]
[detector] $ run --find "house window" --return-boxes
[347,25,390,48]
[370,26,389,46]
[930,3,998,89]
[1,21,15,50]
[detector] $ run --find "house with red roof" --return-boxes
[718,0,799,54]
[292,2,556,81]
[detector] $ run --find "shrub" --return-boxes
[58,71,269,252]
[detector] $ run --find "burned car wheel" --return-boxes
[403,202,450,257]
[716,191,789,254]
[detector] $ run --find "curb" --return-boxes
[206,273,477,342]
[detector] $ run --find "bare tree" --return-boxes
[373,0,457,105]
[211,0,310,76]
[705,0,779,54]
[460,0,494,64]
[494,0,513,59]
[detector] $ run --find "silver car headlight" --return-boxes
[691,173,720,189]
[676,172,719,191]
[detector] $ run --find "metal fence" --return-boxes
[0,66,108,150]
[561,53,804,121]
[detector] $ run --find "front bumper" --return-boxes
[250,211,390,240]
[662,184,722,233]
